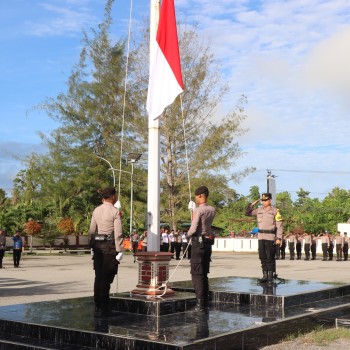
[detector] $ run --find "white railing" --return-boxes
[212,238,325,254]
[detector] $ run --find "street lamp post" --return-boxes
[128,153,142,235]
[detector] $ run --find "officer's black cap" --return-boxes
[195,186,209,196]
[261,193,272,200]
[99,187,116,199]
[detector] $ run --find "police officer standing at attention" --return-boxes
[187,186,215,313]
[245,193,283,284]
[303,232,312,261]
[343,232,349,261]
[89,187,124,317]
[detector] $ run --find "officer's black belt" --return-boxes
[258,229,276,234]
[95,234,114,242]
[191,235,210,241]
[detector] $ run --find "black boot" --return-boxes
[94,305,102,317]
[97,300,116,317]
[258,270,268,283]
[267,271,274,284]
[193,299,207,313]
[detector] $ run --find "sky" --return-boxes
[1,0,350,200]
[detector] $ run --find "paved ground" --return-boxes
[1,251,350,306]
[2,251,350,349]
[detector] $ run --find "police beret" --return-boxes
[261,193,272,200]
[195,186,209,196]
[99,187,116,198]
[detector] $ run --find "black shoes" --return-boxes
[192,299,208,314]
[258,270,268,283]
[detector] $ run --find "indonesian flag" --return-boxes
[147,0,184,121]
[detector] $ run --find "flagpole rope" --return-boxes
[179,94,192,204]
[116,0,133,203]
[131,239,192,299]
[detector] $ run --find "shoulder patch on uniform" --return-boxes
[275,209,283,221]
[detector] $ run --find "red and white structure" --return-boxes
[132,0,183,297]
[146,0,183,252]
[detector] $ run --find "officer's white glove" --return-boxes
[91,248,94,256]
[188,201,196,211]
[116,252,123,262]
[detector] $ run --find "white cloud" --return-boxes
[174,0,350,197]
[3,0,350,198]
[301,27,350,104]
[25,1,98,37]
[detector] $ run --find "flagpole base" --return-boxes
[130,252,175,297]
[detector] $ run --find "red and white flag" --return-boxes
[147,0,184,121]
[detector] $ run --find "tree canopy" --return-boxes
[2,1,349,237]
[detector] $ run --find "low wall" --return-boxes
[4,235,90,249]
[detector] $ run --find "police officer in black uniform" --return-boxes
[89,187,124,317]
[187,186,215,313]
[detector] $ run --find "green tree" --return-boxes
[248,186,260,202]
[132,24,254,229]
[295,188,311,207]
[19,0,146,233]
[14,1,253,233]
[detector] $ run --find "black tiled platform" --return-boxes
[110,292,197,316]
[0,277,349,349]
[172,276,350,309]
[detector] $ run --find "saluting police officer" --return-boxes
[187,186,215,313]
[245,193,283,284]
[89,187,124,317]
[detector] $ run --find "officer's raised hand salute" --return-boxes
[245,193,283,284]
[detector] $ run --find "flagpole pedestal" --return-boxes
[131,252,175,296]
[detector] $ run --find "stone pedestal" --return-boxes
[131,252,175,296]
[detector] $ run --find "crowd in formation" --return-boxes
[277,231,349,261]
[130,228,192,260]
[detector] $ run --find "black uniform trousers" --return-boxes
[328,243,334,260]
[280,242,286,259]
[190,238,212,305]
[296,242,302,259]
[322,243,328,260]
[304,243,310,259]
[288,242,295,260]
[13,249,22,267]
[161,243,169,252]
[0,250,5,267]
[258,239,275,272]
[132,241,138,255]
[275,244,281,259]
[311,243,317,259]
[175,242,181,259]
[344,243,349,261]
[93,245,118,309]
[336,244,343,260]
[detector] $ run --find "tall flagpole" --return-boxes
[131,0,182,296]
[147,0,161,252]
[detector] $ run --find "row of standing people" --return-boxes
[130,229,192,260]
[159,229,191,259]
[276,231,349,261]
